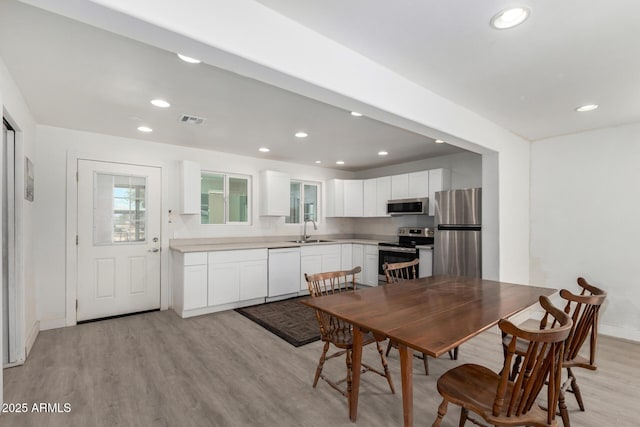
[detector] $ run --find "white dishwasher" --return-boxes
[267,247,301,301]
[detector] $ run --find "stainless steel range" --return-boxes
[378,227,434,278]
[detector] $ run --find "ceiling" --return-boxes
[2,1,638,172]
[0,0,463,172]
[257,0,640,141]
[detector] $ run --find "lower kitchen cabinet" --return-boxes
[352,244,364,283]
[172,252,208,312]
[363,244,379,286]
[208,249,268,306]
[299,244,342,291]
[419,247,433,278]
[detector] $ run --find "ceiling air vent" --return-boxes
[179,114,206,125]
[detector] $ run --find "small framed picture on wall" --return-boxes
[25,156,34,202]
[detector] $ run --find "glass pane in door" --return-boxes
[94,173,147,244]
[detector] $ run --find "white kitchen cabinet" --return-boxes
[408,171,429,198]
[376,176,391,216]
[428,168,452,216]
[352,244,364,283]
[364,177,391,217]
[259,170,290,216]
[343,179,363,217]
[391,174,409,199]
[341,243,353,270]
[299,244,342,291]
[179,160,200,214]
[172,251,208,314]
[208,249,268,306]
[363,244,379,286]
[325,179,344,217]
[363,179,377,217]
[418,247,434,278]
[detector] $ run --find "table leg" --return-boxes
[349,326,363,422]
[398,344,414,427]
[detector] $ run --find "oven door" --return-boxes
[378,249,419,276]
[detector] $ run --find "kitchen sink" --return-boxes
[287,239,335,244]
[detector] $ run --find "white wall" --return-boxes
[0,56,38,362]
[530,122,640,341]
[34,125,356,327]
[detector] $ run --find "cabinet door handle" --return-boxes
[149,248,160,253]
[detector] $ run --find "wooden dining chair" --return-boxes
[556,277,607,427]
[504,277,607,427]
[382,259,456,375]
[432,295,573,427]
[304,266,395,405]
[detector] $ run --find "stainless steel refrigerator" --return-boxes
[434,188,481,277]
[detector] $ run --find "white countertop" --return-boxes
[170,238,391,253]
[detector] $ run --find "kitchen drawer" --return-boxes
[210,248,268,264]
[364,244,378,255]
[184,252,207,266]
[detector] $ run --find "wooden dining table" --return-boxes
[301,275,556,427]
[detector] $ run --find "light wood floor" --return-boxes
[2,309,639,426]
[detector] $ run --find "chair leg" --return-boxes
[558,388,570,427]
[458,407,468,427]
[422,353,429,376]
[313,341,330,388]
[448,346,459,360]
[376,341,395,394]
[432,399,448,427]
[568,368,585,411]
[385,339,393,357]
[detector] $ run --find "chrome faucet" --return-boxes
[303,219,317,241]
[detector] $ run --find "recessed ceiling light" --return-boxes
[295,132,308,138]
[378,151,388,156]
[336,160,345,165]
[490,7,530,29]
[314,160,321,164]
[575,104,599,112]
[258,147,270,152]
[435,139,444,144]
[137,126,153,133]
[150,99,170,108]
[350,111,363,117]
[177,53,201,64]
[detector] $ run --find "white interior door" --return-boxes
[77,160,161,322]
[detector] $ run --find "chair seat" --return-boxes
[437,364,552,426]
[324,327,377,348]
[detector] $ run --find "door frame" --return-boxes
[2,117,25,366]
[65,150,168,327]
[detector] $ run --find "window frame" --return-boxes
[285,180,321,225]
[200,170,252,225]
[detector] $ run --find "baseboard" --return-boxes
[25,320,40,357]
[600,324,640,343]
[39,317,67,331]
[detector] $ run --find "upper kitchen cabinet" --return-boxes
[180,160,200,214]
[363,176,391,217]
[259,170,290,216]
[325,179,344,217]
[391,174,409,199]
[408,171,429,198]
[428,168,451,215]
[343,180,363,217]
[326,179,363,217]
[391,171,429,199]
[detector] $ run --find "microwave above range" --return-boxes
[386,198,428,215]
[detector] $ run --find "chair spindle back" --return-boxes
[383,259,419,283]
